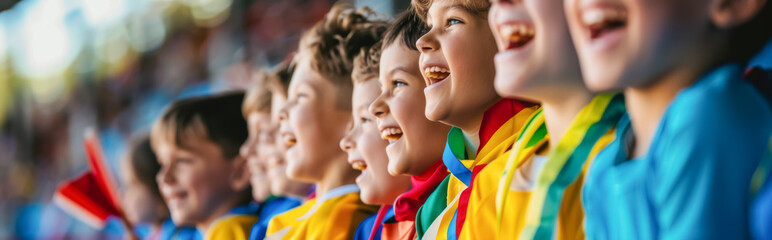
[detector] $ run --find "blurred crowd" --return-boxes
[0,0,401,238]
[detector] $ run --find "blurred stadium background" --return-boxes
[0,0,408,238]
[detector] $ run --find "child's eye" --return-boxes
[392,80,407,87]
[447,18,463,26]
[360,117,371,124]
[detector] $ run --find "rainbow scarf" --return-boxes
[419,99,538,240]
[492,93,625,239]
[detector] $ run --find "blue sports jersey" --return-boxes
[583,64,772,239]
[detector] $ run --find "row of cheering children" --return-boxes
[119,0,772,239]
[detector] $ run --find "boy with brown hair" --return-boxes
[239,71,305,240]
[240,71,274,205]
[408,0,539,237]
[151,91,257,240]
[367,9,452,240]
[340,39,413,240]
[261,62,315,201]
[264,3,385,239]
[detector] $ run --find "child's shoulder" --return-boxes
[207,214,260,240]
[274,198,317,222]
[654,64,772,161]
[322,188,379,216]
[666,64,771,134]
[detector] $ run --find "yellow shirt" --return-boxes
[206,214,260,240]
[265,184,378,240]
[421,101,538,240]
[461,94,625,240]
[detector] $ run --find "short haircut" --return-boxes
[412,0,490,22]
[128,135,164,203]
[383,8,429,51]
[151,91,248,160]
[243,71,273,116]
[352,39,383,83]
[267,61,294,98]
[727,2,772,63]
[292,3,389,108]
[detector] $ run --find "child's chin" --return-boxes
[359,190,383,205]
[584,72,621,92]
[424,102,450,123]
[285,164,308,181]
[170,212,196,226]
[387,159,410,176]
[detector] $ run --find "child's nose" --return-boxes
[157,166,174,185]
[417,30,439,53]
[278,104,289,122]
[339,133,355,152]
[369,95,389,118]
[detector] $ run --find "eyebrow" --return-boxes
[388,66,411,77]
[426,3,468,23]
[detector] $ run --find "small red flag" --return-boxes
[53,128,134,236]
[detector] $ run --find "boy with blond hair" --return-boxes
[264,4,386,239]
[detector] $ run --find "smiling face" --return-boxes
[370,41,450,176]
[340,79,412,204]
[564,0,714,91]
[155,138,240,226]
[265,93,313,197]
[489,0,582,99]
[278,60,353,183]
[416,0,501,130]
[239,112,271,202]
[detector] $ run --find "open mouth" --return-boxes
[281,133,297,147]
[582,7,627,39]
[500,23,535,50]
[423,66,450,86]
[350,160,368,171]
[380,127,404,143]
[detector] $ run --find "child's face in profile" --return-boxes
[489,0,582,99]
[120,159,165,225]
[416,0,500,128]
[341,79,412,204]
[564,0,712,91]
[371,40,450,176]
[155,138,241,226]
[265,94,312,197]
[279,60,353,182]
[240,112,271,202]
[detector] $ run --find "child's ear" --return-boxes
[229,156,251,192]
[710,0,767,28]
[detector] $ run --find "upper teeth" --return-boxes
[352,162,367,171]
[582,8,627,26]
[283,135,296,146]
[380,128,403,140]
[501,24,534,40]
[424,66,450,74]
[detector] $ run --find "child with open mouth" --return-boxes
[563,0,772,238]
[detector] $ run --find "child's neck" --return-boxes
[625,65,705,158]
[316,154,358,197]
[455,97,500,153]
[540,88,595,151]
[462,128,480,157]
